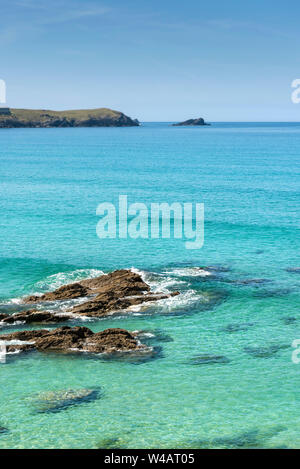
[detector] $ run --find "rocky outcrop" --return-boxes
[0,108,140,128]
[22,269,179,319]
[187,355,230,365]
[23,270,150,303]
[172,118,210,126]
[70,291,179,317]
[0,326,152,356]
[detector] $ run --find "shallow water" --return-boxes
[0,122,300,448]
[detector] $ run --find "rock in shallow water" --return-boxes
[21,269,179,320]
[222,322,254,333]
[244,344,289,358]
[0,326,154,357]
[286,267,300,274]
[97,437,126,449]
[31,388,101,413]
[0,309,70,325]
[187,354,231,365]
[232,278,271,286]
[282,316,297,325]
[186,425,286,449]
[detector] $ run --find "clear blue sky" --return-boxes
[2,0,300,121]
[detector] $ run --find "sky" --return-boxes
[1,0,300,121]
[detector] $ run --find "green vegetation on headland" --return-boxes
[0,107,140,128]
[172,117,210,126]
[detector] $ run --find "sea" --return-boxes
[0,122,299,448]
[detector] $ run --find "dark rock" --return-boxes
[282,316,297,325]
[0,108,140,128]
[0,326,153,356]
[0,426,8,434]
[244,344,289,358]
[24,283,90,303]
[191,425,285,449]
[0,310,70,325]
[172,118,210,126]
[187,355,230,365]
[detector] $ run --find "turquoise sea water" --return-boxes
[0,122,299,449]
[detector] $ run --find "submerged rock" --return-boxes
[190,425,285,449]
[222,322,254,333]
[0,426,8,434]
[244,344,289,358]
[23,270,150,304]
[0,309,70,325]
[31,388,100,413]
[286,267,300,274]
[172,118,210,126]
[137,329,174,343]
[22,269,179,319]
[187,354,230,365]
[97,437,126,449]
[282,316,297,325]
[0,326,153,357]
[24,283,91,303]
[71,291,179,317]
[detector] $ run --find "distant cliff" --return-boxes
[172,117,210,126]
[0,108,140,128]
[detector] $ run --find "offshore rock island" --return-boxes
[0,107,140,128]
[172,117,210,126]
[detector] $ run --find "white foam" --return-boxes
[34,268,104,292]
[163,267,212,277]
[131,267,185,294]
